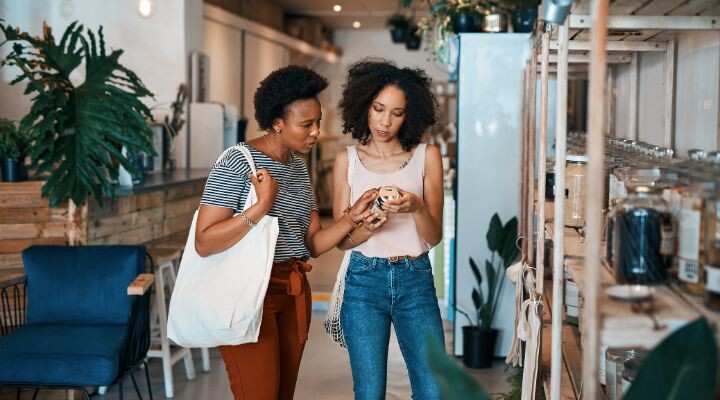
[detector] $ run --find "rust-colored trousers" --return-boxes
[219,259,312,400]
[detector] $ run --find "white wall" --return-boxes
[0,0,202,166]
[675,31,720,156]
[613,32,720,156]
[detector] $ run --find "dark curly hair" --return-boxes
[253,65,329,131]
[339,59,438,151]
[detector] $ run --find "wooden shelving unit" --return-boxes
[521,1,720,399]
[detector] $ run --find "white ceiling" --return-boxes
[275,0,430,29]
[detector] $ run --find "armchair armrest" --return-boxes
[127,273,154,296]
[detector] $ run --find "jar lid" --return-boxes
[688,149,706,160]
[566,154,589,163]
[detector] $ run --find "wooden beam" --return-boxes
[664,39,676,149]
[537,31,550,295]
[527,50,538,267]
[543,53,632,64]
[629,53,639,140]
[549,40,667,52]
[550,20,570,400]
[583,0,609,399]
[636,0,689,16]
[570,15,720,30]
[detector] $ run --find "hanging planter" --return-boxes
[513,7,538,33]
[451,10,478,33]
[386,13,412,43]
[0,118,32,183]
[405,26,422,50]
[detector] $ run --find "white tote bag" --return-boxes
[167,145,279,348]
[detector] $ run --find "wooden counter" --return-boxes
[0,169,207,280]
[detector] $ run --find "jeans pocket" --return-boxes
[409,256,433,273]
[347,252,374,274]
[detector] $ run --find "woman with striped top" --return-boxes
[194,65,380,400]
[334,59,445,399]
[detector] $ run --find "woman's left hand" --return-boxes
[382,187,425,214]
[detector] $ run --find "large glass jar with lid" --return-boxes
[678,181,716,294]
[612,185,673,284]
[565,155,588,228]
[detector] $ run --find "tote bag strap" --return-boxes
[347,145,358,199]
[215,144,260,211]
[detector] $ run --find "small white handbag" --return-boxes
[167,145,279,348]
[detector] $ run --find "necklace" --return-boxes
[263,134,289,164]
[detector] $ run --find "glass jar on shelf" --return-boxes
[703,180,720,311]
[612,185,674,284]
[565,155,588,228]
[678,180,717,295]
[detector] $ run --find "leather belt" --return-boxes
[387,252,428,263]
[268,259,312,344]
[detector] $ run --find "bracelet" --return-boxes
[346,232,359,246]
[239,211,257,228]
[343,207,362,229]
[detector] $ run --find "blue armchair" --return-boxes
[0,245,154,400]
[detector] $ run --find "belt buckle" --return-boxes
[388,256,402,263]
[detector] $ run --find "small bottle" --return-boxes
[678,181,716,294]
[565,155,588,228]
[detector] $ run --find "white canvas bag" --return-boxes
[167,144,279,348]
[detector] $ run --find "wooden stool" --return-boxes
[150,241,212,374]
[147,246,197,398]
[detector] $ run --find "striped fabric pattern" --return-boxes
[200,144,318,262]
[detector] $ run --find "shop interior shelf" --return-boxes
[565,257,702,349]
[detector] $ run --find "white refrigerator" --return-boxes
[453,33,531,357]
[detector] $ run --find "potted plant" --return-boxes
[405,24,423,50]
[162,84,188,171]
[457,213,520,368]
[505,0,539,33]
[0,21,155,207]
[0,118,33,182]
[430,0,483,34]
[386,13,412,43]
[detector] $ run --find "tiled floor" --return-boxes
[1,231,514,399]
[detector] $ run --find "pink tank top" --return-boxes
[349,143,430,258]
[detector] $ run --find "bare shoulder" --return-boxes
[334,147,349,166]
[423,143,442,163]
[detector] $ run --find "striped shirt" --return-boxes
[200,144,318,262]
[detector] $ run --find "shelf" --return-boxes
[565,257,701,349]
[541,279,583,400]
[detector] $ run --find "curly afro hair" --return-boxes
[253,65,329,131]
[338,58,438,151]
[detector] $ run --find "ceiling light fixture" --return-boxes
[333,4,342,12]
[352,21,361,29]
[136,0,155,18]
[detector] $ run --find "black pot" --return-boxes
[451,11,477,33]
[1,157,27,182]
[405,32,422,50]
[390,27,408,43]
[462,326,498,369]
[513,7,538,33]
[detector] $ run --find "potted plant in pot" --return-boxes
[457,213,520,368]
[0,21,155,207]
[506,0,539,33]
[0,118,33,182]
[430,0,483,34]
[405,24,423,50]
[386,13,412,43]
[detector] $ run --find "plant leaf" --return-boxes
[485,260,497,313]
[469,257,483,287]
[486,213,503,253]
[424,333,491,400]
[625,318,717,400]
[471,288,483,312]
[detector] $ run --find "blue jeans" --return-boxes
[340,251,445,400]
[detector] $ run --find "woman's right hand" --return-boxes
[249,168,278,212]
[347,188,378,223]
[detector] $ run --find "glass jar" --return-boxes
[612,185,673,284]
[678,181,716,295]
[605,347,647,400]
[620,356,645,396]
[565,155,588,228]
[704,183,720,310]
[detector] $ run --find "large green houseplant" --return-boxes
[457,213,520,368]
[0,21,155,206]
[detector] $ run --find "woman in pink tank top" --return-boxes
[333,59,445,400]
